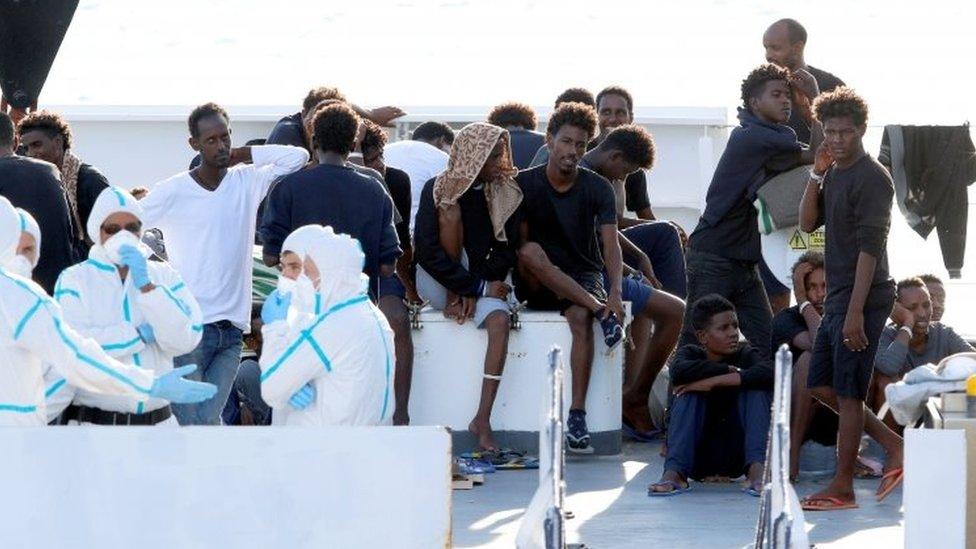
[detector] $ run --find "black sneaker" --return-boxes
[597,307,623,350]
[566,409,594,454]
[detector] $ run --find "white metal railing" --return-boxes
[516,346,566,549]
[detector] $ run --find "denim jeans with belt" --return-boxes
[172,320,244,425]
[681,249,772,360]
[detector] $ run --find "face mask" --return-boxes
[279,274,319,314]
[101,230,149,265]
[3,254,33,278]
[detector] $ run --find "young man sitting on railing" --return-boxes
[649,295,773,497]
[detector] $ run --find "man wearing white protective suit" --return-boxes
[0,196,216,426]
[47,187,209,426]
[260,227,396,426]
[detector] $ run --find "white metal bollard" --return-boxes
[516,346,567,549]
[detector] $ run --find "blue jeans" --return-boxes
[621,221,687,299]
[222,359,272,425]
[664,389,772,478]
[173,321,244,425]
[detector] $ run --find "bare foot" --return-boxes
[648,469,688,494]
[803,482,856,506]
[469,418,499,451]
[393,411,409,426]
[622,392,655,433]
[746,462,764,493]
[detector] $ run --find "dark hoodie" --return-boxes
[689,108,803,262]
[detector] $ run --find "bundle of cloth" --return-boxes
[884,352,976,426]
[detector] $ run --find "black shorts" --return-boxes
[516,271,606,313]
[807,286,895,401]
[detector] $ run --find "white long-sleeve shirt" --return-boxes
[0,270,157,426]
[260,294,395,426]
[140,145,309,330]
[44,247,203,414]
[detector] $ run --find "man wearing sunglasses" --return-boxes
[50,187,211,426]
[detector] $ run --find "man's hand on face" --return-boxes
[813,144,834,176]
[890,302,915,329]
[368,106,406,127]
[792,262,813,303]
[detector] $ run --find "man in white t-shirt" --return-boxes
[140,102,309,425]
[383,121,454,232]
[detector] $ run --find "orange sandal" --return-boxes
[800,495,859,511]
[876,468,904,502]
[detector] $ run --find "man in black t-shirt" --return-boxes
[515,102,626,454]
[799,88,903,511]
[17,110,109,259]
[0,112,75,293]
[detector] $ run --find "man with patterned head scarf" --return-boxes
[414,122,523,450]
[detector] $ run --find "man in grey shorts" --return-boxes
[413,122,523,451]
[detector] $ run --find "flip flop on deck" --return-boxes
[876,467,904,502]
[800,495,859,511]
[622,419,663,443]
[647,480,691,497]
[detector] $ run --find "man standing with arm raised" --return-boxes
[139,103,308,425]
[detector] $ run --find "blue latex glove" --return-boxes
[261,290,292,324]
[288,383,316,410]
[119,244,151,288]
[149,364,217,404]
[136,323,156,344]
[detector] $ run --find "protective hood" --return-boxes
[0,196,20,264]
[282,224,327,257]
[304,226,368,310]
[15,208,41,267]
[86,186,143,243]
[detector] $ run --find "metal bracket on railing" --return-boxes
[406,300,428,331]
[510,300,528,331]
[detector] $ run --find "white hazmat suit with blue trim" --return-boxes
[45,188,204,425]
[260,227,396,426]
[0,196,215,426]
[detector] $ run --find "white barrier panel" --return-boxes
[905,428,966,549]
[0,426,452,549]
[409,309,624,454]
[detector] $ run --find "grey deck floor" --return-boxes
[452,440,903,548]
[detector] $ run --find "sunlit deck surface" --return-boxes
[452,440,903,548]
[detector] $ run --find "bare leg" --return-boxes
[438,204,464,318]
[468,311,510,450]
[380,296,414,426]
[622,290,685,432]
[808,385,903,501]
[518,243,603,313]
[789,352,815,480]
[871,373,901,432]
[565,305,595,410]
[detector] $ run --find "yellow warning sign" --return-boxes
[789,230,807,250]
[808,228,825,250]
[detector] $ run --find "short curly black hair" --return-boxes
[360,119,388,155]
[918,273,944,287]
[487,102,537,130]
[896,276,927,299]
[546,102,598,140]
[188,102,229,139]
[311,102,360,155]
[17,110,73,150]
[690,294,735,331]
[554,87,595,108]
[596,86,634,114]
[741,63,791,110]
[791,250,824,277]
[302,86,347,115]
[813,86,869,127]
[597,124,655,169]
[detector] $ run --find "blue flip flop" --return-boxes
[648,480,691,497]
